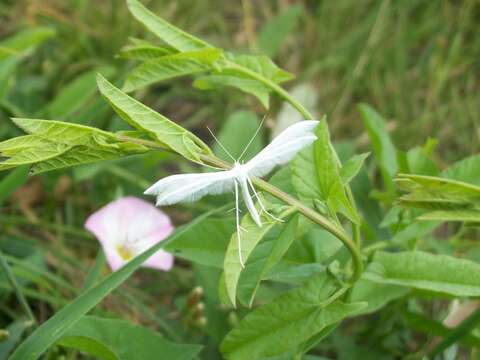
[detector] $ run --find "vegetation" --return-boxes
[0,0,479,359]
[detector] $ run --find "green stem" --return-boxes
[224,61,313,120]
[0,249,36,325]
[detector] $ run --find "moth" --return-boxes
[145,120,319,267]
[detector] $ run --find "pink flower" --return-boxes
[85,196,174,271]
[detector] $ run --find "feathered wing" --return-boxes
[144,170,236,205]
[245,120,319,177]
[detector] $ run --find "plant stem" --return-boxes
[0,249,36,325]
[224,61,313,120]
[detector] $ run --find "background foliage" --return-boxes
[0,0,479,359]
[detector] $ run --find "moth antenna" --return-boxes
[207,126,236,163]
[237,114,267,161]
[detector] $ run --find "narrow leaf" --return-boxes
[314,121,359,224]
[223,53,293,84]
[349,279,409,315]
[118,40,177,60]
[0,27,55,60]
[97,74,211,163]
[364,251,480,297]
[224,206,296,307]
[442,154,480,187]
[417,209,480,223]
[358,103,397,190]
[339,152,370,185]
[126,0,211,51]
[257,4,303,57]
[0,119,146,173]
[237,214,299,307]
[123,48,223,92]
[396,173,480,210]
[193,75,270,109]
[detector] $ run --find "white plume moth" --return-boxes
[145,120,319,267]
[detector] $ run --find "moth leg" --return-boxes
[240,177,262,227]
[234,180,245,268]
[246,177,284,223]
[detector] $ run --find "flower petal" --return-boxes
[84,196,174,271]
[142,250,174,271]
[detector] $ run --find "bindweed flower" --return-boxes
[85,196,174,271]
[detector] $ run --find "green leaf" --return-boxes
[220,273,365,360]
[215,110,263,162]
[224,206,296,307]
[224,53,293,84]
[291,123,358,225]
[358,103,397,190]
[11,118,115,144]
[126,0,211,51]
[364,251,480,297]
[44,67,115,120]
[0,57,19,100]
[237,214,299,307]
[123,0,293,108]
[193,75,270,109]
[0,27,55,60]
[0,166,29,205]
[118,39,177,60]
[396,171,480,225]
[349,279,409,315]
[165,218,234,268]
[0,135,66,171]
[291,147,321,206]
[314,121,359,224]
[395,173,480,210]
[29,145,136,175]
[57,316,202,360]
[339,152,370,185]
[194,53,292,108]
[123,48,223,92]
[417,209,480,223]
[257,4,303,57]
[0,119,146,173]
[442,154,480,187]
[407,146,438,176]
[8,211,213,360]
[391,220,439,246]
[96,74,211,163]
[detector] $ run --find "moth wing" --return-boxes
[145,170,236,206]
[245,120,319,177]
